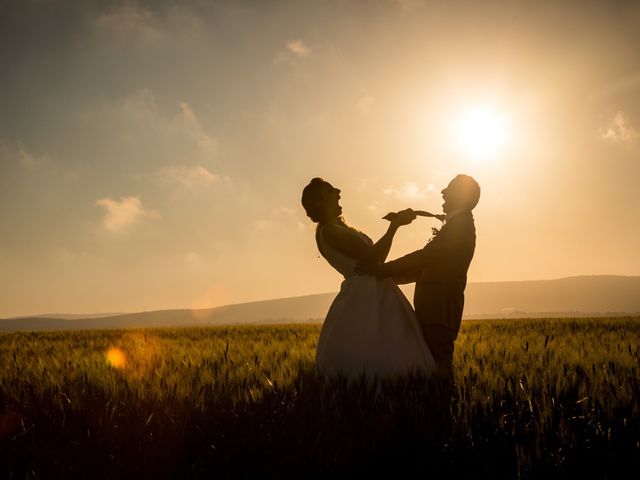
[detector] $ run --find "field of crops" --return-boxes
[1,317,640,478]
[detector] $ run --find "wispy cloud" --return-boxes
[357,96,375,115]
[157,165,219,189]
[95,196,159,233]
[18,147,39,169]
[383,182,432,200]
[600,112,639,143]
[275,39,312,64]
[390,0,425,12]
[177,102,217,153]
[115,88,158,122]
[253,206,307,232]
[183,251,208,273]
[275,206,306,230]
[287,40,311,57]
[95,2,207,48]
[184,251,202,265]
[253,219,276,232]
[368,200,380,212]
[106,89,218,155]
[0,141,48,170]
[95,3,161,42]
[597,71,640,98]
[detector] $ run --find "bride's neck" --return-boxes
[320,216,345,227]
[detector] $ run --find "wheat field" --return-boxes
[1,317,639,478]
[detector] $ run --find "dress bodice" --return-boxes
[316,224,373,278]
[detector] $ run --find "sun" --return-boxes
[452,106,509,159]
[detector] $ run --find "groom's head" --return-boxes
[441,174,480,214]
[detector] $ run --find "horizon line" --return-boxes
[2,273,639,320]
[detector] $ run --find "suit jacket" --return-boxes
[383,211,476,338]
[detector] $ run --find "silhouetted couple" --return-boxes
[301,175,479,386]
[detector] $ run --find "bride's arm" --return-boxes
[322,223,400,263]
[322,211,415,263]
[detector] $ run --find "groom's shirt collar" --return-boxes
[444,209,466,223]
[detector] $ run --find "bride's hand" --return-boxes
[383,208,416,226]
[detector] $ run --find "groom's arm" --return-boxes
[391,270,421,284]
[381,229,457,277]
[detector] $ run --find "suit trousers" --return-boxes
[422,323,457,381]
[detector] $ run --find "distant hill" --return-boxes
[1,275,639,332]
[463,275,640,318]
[10,312,125,320]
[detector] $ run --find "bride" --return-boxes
[301,177,435,381]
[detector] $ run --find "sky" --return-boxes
[1,0,639,317]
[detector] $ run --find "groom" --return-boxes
[361,174,479,382]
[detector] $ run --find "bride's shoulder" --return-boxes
[320,222,372,250]
[318,222,345,241]
[317,222,354,245]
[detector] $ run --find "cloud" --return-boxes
[183,251,207,272]
[275,39,312,64]
[177,102,217,153]
[95,3,161,43]
[115,88,159,122]
[356,178,373,191]
[357,96,375,115]
[0,141,48,170]
[275,206,306,230]
[287,40,311,57]
[252,206,307,232]
[275,206,296,216]
[95,3,207,49]
[17,146,40,170]
[390,0,425,12]
[95,196,159,233]
[383,182,431,200]
[184,251,201,264]
[253,219,276,232]
[106,89,218,156]
[600,111,639,143]
[597,71,640,98]
[157,165,219,189]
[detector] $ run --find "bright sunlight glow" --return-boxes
[453,106,509,159]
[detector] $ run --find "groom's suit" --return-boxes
[383,210,476,379]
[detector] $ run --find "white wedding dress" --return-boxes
[315,224,436,381]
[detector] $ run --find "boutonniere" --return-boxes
[428,226,440,243]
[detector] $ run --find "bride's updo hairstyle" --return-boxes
[301,177,328,223]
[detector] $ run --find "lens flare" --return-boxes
[106,347,127,369]
[190,284,232,321]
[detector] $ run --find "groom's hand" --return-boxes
[355,262,386,278]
